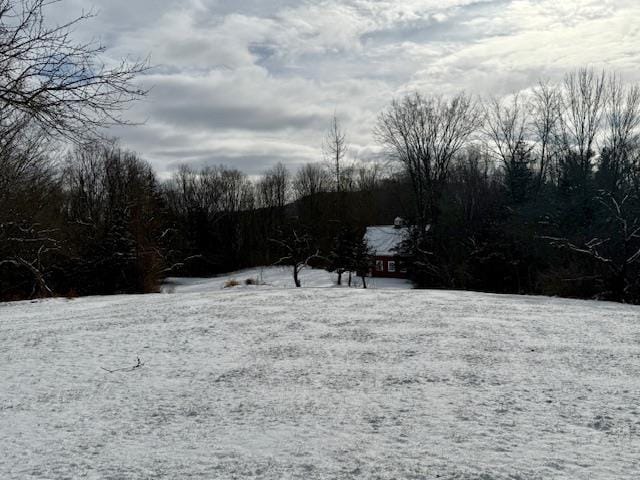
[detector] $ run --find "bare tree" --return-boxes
[61,141,164,294]
[271,225,321,288]
[0,121,52,202]
[374,92,482,228]
[166,165,255,216]
[483,94,535,201]
[0,123,60,297]
[160,164,256,275]
[323,114,348,192]
[599,74,640,194]
[542,192,640,301]
[257,162,290,209]
[0,1,148,297]
[484,94,531,165]
[293,162,330,200]
[449,146,496,227]
[558,68,606,180]
[531,81,562,190]
[355,161,382,192]
[539,72,640,301]
[218,167,255,213]
[0,0,148,141]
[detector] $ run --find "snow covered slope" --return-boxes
[163,266,413,292]
[1,283,639,479]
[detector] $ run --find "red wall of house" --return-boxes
[371,255,407,279]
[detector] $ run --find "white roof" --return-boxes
[364,225,408,256]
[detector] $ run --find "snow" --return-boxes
[1,271,640,479]
[364,225,408,256]
[163,266,413,293]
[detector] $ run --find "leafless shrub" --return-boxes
[224,279,241,288]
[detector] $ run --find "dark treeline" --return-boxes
[377,69,640,303]
[0,133,399,299]
[1,0,639,306]
[145,65,640,306]
[0,0,147,300]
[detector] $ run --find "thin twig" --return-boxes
[100,357,144,373]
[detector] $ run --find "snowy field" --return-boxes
[1,268,640,479]
[162,266,413,293]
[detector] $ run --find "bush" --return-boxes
[224,279,241,288]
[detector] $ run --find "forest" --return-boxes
[2,2,640,303]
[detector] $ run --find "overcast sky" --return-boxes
[58,0,640,176]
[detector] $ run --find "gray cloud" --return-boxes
[58,0,640,175]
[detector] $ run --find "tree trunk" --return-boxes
[613,264,626,302]
[19,258,53,298]
[348,271,352,287]
[293,265,301,288]
[361,275,367,289]
[337,271,342,286]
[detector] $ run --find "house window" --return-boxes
[376,260,384,272]
[388,261,396,273]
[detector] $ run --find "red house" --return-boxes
[364,218,409,279]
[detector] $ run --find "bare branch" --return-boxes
[0,0,149,141]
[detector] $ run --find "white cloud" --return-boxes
[60,0,640,175]
[406,0,640,95]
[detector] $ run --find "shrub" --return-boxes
[224,279,241,288]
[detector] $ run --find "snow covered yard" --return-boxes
[162,266,414,292]
[1,281,640,479]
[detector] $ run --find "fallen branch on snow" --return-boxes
[100,357,145,373]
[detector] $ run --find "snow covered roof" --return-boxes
[364,225,408,256]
